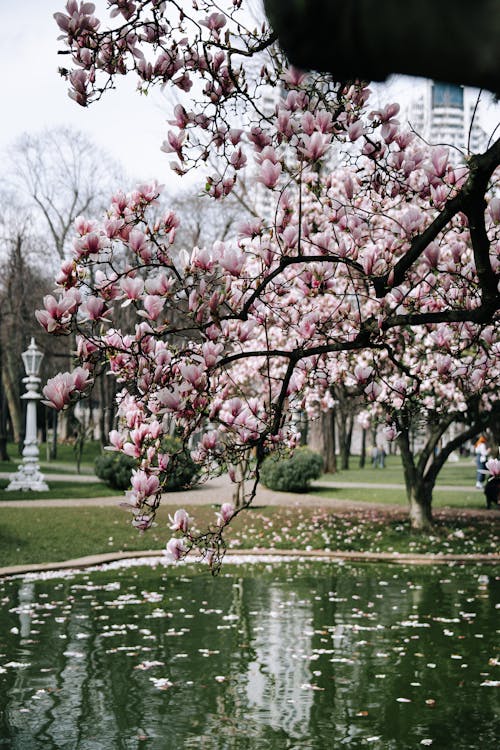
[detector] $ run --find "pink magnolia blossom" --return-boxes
[165,537,188,561]
[489,197,500,224]
[383,424,401,442]
[200,12,226,31]
[485,458,500,476]
[216,503,235,526]
[179,364,205,389]
[83,296,107,320]
[258,159,282,188]
[42,372,76,410]
[141,295,165,321]
[220,248,244,276]
[300,132,330,161]
[202,342,223,368]
[120,276,144,301]
[354,365,373,383]
[131,514,155,531]
[108,430,125,450]
[72,366,93,391]
[169,509,190,533]
[131,470,160,499]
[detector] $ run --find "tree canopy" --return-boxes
[40,0,500,565]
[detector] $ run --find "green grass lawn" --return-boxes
[0,480,117,501]
[0,502,497,568]
[322,455,477,487]
[313,455,486,508]
[310,485,487,509]
[0,440,103,474]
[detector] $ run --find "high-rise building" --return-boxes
[407,81,488,160]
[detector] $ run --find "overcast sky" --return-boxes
[0,0,177,186]
[2,1,500,192]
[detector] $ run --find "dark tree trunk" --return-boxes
[394,405,494,530]
[0,347,10,462]
[99,374,118,447]
[337,412,353,471]
[50,410,58,460]
[407,479,434,530]
[307,408,337,472]
[359,428,367,468]
[322,409,336,473]
[398,427,434,530]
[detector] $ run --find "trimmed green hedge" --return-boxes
[94,453,136,490]
[259,447,323,492]
[94,436,199,492]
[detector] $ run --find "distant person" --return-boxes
[377,446,386,468]
[474,436,489,489]
[484,476,500,509]
[371,445,378,467]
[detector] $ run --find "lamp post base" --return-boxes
[6,462,49,492]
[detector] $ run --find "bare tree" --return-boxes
[168,183,252,251]
[0,199,54,448]
[3,128,129,455]
[8,126,125,259]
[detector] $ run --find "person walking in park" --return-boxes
[377,445,386,469]
[474,436,489,488]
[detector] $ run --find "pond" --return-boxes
[0,557,498,749]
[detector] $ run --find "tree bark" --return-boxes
[0,345,10,461]
[359,428,367,468]
[322,409,336,473]
[2,368,21,445]
[337,411,353,471]
[307,409,336,472]
[407,480,434,530]
[398,427,434,530]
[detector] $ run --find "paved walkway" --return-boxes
[0,475,374,510]
[0,474,493,514]
[0,476,495,518]
[0,469,488,510]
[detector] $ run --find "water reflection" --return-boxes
[0,561,498,749]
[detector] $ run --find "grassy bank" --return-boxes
[322,455,477,487]
[0,440,102,475]
[0,480,118,501]
[310,485,486,509]
[0,502,497,568]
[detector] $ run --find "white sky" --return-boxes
[0,0,178,186]
[2,0,500,191]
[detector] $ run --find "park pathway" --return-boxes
[0,471,494,517]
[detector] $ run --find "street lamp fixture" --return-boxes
[21,339,44,378]
[7,338,49,492]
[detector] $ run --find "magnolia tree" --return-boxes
[40,0,500,565]
[352,340,500,527]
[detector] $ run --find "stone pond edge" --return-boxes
[0,548,499,578]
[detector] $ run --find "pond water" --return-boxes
[0,558,498,749]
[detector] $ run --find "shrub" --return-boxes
[94,453,136,491]
[94,436,200,492]
[160,436,200,491]
[259,448,323,492]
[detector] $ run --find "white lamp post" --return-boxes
[7,338,49,491]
